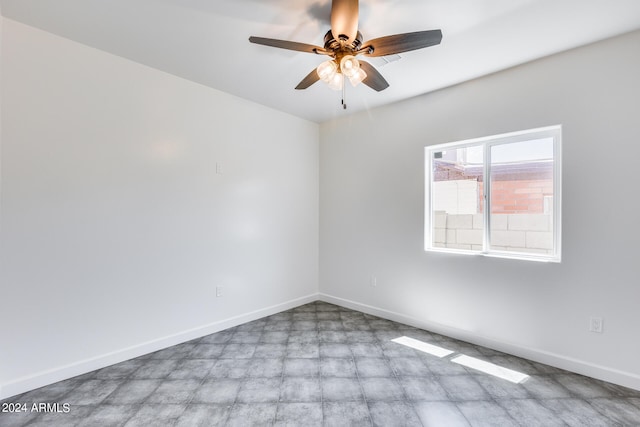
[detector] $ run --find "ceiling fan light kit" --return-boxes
[249,0,442,108]
[316,54,367,91]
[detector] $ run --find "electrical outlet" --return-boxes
[216,162,223,174]
[216,286,223,297]
[370,275,377,287]
[589,317,603,333]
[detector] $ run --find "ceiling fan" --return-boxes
[249,0,442,103]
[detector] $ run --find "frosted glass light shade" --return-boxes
[349,68,367,87]
[316,60,338,82]
[327,72,344,90]
[340,55,360,78]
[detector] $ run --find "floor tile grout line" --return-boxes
[129,352,201,426]
[379,327,429,427]
[315,311,327,427]
[356,319,383,426]
[180,337,231,422]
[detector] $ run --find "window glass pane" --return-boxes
[431,144,484,251]
[489,137,554,256]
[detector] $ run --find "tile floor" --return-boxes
[2,301,640,426]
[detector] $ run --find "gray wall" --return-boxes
[0,19,319,398]
[320,30,640,389]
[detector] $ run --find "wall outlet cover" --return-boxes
[590,317,603,333]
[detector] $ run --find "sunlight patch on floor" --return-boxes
[451,354,530,383]
[391,336,455,358]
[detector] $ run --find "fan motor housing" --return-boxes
[324,30,363,52]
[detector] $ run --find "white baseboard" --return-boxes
[5,291,637,400]
[0,293,319,400]
[319,293,640,392]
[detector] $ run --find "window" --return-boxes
[425,126,561,262]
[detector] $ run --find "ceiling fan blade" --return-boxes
[358,61,389,92]
[249,36,327,54]
[362,30,442,57]
[295,68,320,90]
[331,0,359,43]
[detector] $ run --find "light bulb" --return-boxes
[340,55,360,78]
[327,72,344,91]
[316,60,337,82]
[349,68,367,87]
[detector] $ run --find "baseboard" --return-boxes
[319,293,640,391]
[5,291,637,400]
[0,293,319,400]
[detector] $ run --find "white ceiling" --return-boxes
[2,0,640,123]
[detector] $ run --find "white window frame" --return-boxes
[425,125,562,263]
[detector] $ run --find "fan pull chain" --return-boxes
[342,77,347,110]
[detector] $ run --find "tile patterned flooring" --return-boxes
[2,301,640,426]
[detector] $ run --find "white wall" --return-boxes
[320,30,640,389]
[0,19,319,398]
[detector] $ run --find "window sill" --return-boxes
[425,247,560,263]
